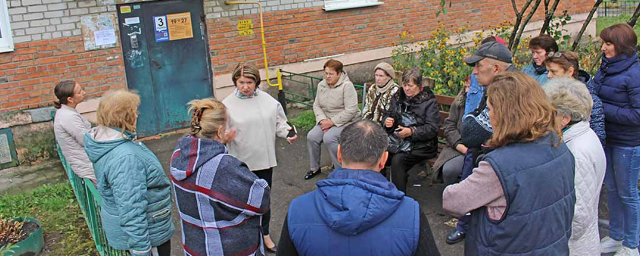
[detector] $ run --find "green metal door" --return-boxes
[117,0,213,137]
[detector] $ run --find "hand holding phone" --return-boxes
[287,122,297,138]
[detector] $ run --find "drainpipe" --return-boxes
[224,1,287,114]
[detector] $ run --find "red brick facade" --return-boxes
[1,0,594,114]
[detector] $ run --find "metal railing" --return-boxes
[55,143,129,256]
[599,0,640,17]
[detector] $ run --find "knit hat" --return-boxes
[374,62,395,79]
[461,107,494,148]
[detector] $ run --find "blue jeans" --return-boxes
[455,151,475,233]
[604,144,640,248]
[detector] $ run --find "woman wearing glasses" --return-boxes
[544,51,605,145]
[305,59,360,180]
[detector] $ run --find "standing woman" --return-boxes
[53,80,97,184]
[84,90,174,256]
[593,23,640,256]
[305,59,360,180]
[223,62,296,253]
[544,51,606,145]
[171,99,270,256]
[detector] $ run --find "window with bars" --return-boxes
[323,0,384,11]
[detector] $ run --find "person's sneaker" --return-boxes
[614,246,640,256]
[601,236,624,254]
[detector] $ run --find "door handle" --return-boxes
[152,59,162,69]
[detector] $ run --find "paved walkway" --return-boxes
[144,132,616,256]
[144,132,465,256]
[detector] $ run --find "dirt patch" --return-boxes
[0,220,39,248]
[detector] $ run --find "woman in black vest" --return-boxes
[443,72,575,256]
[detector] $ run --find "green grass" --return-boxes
[597,15,640,41]
[0,183,96,255]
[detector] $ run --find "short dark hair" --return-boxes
[402,69,423,87]
[529,34,559,53]
[324,59,344,74]
[339,120,389,167]
[53,80,76,109]
[543,51,580,79]
[600,23,638,57]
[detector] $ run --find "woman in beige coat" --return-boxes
[305,59,360,180]
[545,78,606,256]
[223,62,296,253]
[53,80,97,184]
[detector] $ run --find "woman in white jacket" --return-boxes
[223,62,297,253]
[545,78,607,256]
[53,80,96,184]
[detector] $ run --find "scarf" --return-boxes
[234,88,260,99]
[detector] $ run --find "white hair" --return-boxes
[544,78,593,122]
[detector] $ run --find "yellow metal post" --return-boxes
[224,1,283,90]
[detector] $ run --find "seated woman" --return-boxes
[53,80,97,184]
[84,90,174,256]
[305,59,360,180]
[383,69,440,193]
[443,72,575,255]
[362,62,400,123]
[170,98,270,256]
[545,78,606,256]
[431,76,470,185]
[544,51,606,145]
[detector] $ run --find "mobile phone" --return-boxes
[395,128,403,133]
[287,122,297,138]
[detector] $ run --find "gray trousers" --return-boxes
[442,155,465,185]
[307,124,343,171]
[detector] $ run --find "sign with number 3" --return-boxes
[154,15,169,42]
[153,12,193,42]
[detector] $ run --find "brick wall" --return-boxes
[0,0,595,114]
[206,0,594,74]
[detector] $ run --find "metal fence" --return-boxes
[599,0,640,17]
[55,143,130,256]
[280,70,365,107]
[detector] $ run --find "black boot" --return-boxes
[446,229,465,244]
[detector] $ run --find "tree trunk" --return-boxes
[509,0,535,50]
[540,0,561,35]
[571,0,603,51]
[513,0,543,51]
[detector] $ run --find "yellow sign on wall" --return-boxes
[167,12,193,41]
[237,19,253,36]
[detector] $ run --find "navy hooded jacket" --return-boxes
[591,53,640,146]
[287,169,420,256]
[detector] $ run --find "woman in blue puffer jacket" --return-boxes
[84,89,174,256]
[592,24,640,256]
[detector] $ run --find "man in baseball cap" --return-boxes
[464,41,516,86]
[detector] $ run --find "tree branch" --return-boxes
[509,0,536,50]
[512,0,542,51]
[571,0,603,51]
[540,0,561,35]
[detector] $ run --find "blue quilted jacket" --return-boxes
[591,53,640,147]
[84,128,174,256]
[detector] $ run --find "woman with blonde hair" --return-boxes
[545,78,606,256]
[223,62,296,252]
[170,98,271,256]
[84,89,174,256]
[443,72,575,256]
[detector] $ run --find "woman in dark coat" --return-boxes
[592,24,640,255]
[383,69,440,193]
[431,79,468,185]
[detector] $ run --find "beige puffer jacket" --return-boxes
[313,72,361,127]
[54,105,97,183]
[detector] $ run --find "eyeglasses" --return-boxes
[547,51,564,58]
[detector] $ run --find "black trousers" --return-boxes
[254,168,273,236]
[389,148,435,193]
[156,239,171,256]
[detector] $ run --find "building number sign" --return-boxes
[154,12,193,42]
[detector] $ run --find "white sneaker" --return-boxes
[601,236,624,254]
[614,246,640,256]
